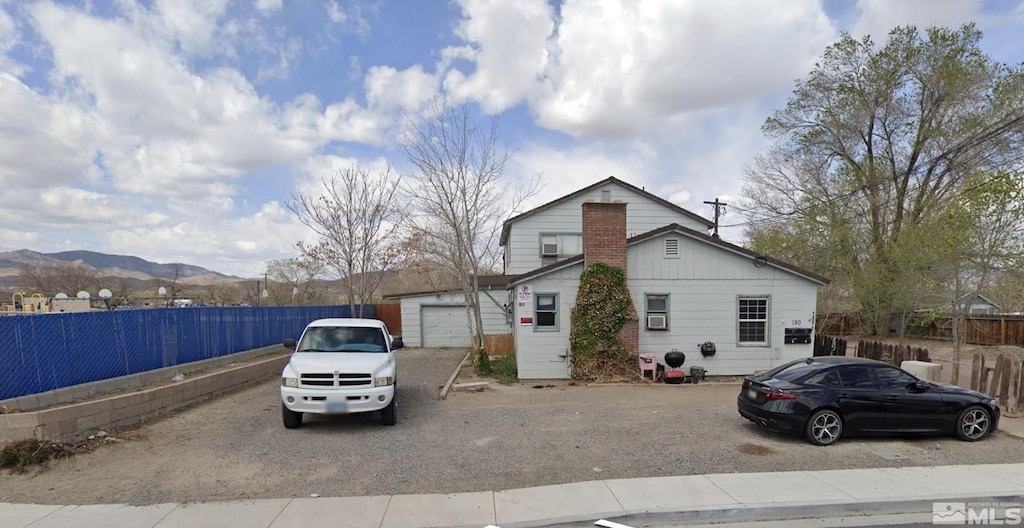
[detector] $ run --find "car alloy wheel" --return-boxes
[806,409,842,446]
[957,406,990,441]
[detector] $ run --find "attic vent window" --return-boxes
[601,190,611,201]
[665,238,679,257]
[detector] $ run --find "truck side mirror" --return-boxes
[283,338,296,350]
[391,338,404,350]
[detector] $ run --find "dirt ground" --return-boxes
[1,346,1022,506]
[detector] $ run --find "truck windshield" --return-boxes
[296,327,387,353]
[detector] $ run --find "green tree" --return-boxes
[743,24,1024,334]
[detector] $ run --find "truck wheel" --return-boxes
[381,398,397,426]
[282,403,303,429]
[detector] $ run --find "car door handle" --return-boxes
[885,396,899,401]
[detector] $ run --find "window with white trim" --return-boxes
[539,233,582,257]
[738,297,769,345]
[645,294,669,330]
[535,293,558,331]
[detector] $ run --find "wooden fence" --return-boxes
[484,333,514,356]
[813,335,847,357]
[373,303,402,333]
[971,353,1024,416]
[817,313,1024,347]
[855,339,930,365]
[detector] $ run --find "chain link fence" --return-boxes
[0,305,373,400]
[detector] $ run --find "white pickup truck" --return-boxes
[280,318,403,428]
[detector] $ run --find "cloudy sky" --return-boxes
[1,0,1022,278]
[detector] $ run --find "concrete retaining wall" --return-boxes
[1,348,289,444]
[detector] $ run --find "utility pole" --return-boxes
[704,198,727,238]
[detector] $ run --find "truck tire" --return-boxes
[381,398,397,426]
[282,403,303,429]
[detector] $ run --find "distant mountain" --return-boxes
[0,249,238,289]
[46,250,225,280]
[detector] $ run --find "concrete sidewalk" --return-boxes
[3,463,1023,528]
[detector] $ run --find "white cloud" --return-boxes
[326,1,370,36]
[0,73,102,190]
[105,201,310,277]
[365,65,438,113]
[853,0,983,40]
[535,0,835,139]
[441,0,835,141]
[443,0,554,113]
[0,4,26,76]
[254,0,283,15]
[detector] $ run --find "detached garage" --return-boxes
[383,277,514,348]
[421,305,473,347]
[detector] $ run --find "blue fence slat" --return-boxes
[0,305,370,400]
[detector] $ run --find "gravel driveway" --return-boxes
[1,347,1021,506]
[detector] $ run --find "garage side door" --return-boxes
[421,306,472,348]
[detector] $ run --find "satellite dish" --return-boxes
[55,293,69,300]
[76,291,91,299]
[262,289,269,298]
[158,286,167,295]
[99,288,113,299]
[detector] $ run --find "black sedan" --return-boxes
[737,356,999,446]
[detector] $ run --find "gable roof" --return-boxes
[499,176,714,246]
[511,223,830,286]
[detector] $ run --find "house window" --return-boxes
[539,234,582,257]
[645,294,669,330]
[738,297,769,345]
[665,238,679,258]
[535,293,558,331]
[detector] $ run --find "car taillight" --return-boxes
[765,390,799,400]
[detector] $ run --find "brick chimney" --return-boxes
[581,199,638,356]
[582,200,627,271]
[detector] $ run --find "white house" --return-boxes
[389,177,828,377]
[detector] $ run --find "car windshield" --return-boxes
[296,326,387,353]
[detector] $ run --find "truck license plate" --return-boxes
[747,388,758,401]
[326,402,348,414]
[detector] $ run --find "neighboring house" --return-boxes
[388,177,829,377]
[957,293,1001,316]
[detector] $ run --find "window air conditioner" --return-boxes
[542,244,558,256]
[647,314,667,329]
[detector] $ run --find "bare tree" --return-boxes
[19,261,101,296]
[203,282,243,306]
[288,165,406,315]
[400,97,539,350]
[264,257,328,306]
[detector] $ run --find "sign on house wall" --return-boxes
[517,285,533,326]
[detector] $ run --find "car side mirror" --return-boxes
[912,380,929,392]
[392,338,404,350]
[283,338,296,350]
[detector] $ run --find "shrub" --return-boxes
[474,348,493,376]
[569,262,638,381]
[491,354,518,385]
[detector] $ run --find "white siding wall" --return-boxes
[512,265,583,379]
[399,291,512,348]
[505,182,709,274]
[629,233,818,375]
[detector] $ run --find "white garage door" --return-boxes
[421,306,472,348]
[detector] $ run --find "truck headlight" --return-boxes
[375,376,394,387]
[281,377,298,388]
